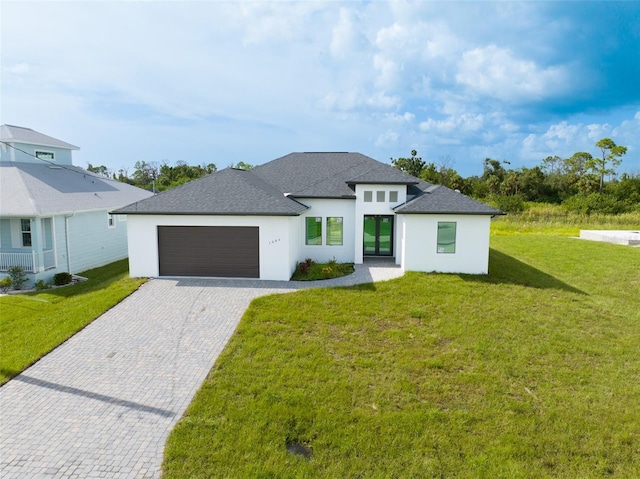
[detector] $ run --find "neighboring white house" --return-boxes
[0,125,154,286]
[115,152,503,281]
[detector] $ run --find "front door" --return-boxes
[363,215,393,256]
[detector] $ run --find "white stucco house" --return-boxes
[115,152,503,281]
[0,125,154,286]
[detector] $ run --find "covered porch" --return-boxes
[0,216,58,274]
[0,249,56,273]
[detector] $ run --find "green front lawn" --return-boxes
[164,235,640,478]
[0,259,145,384]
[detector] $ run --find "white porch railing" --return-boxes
[0,250,56,273]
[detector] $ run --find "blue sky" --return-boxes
[2,1,639,177]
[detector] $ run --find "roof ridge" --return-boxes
[257,152,373,195]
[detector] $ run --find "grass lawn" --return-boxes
[164,234,640,478]
[0,259,145,384]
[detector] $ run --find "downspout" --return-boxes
[64,213,75,273]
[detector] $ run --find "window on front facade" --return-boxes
[437,222,456,254]
[326,217,343,246]
[389,191,398,202]
[35,151,55,161]
[364,191,373,202]
[376,191,386,202]
[21,219,32,247]
[305,217,322,245]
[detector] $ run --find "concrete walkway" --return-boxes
[0,260,403,479]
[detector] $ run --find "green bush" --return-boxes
[35,279,49,291]
[0,277,11,293]
[7,266,27,290]
[491,194,526,213]
[562,193,631,215]
[53,272,73,286]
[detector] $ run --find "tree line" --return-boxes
[391,138,638,214]
[88,137,637,214]
[87,160,253,193]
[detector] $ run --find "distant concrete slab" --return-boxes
[579,230,640,246]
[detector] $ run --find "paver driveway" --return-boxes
[0,261,402,478]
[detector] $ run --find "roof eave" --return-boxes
[395,210,506,215]
[346,180,419,185]
[10,140,80,151]
[112,210,307,216]
[289,195,356,200]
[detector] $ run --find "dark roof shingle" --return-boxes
[394,185,504,215]
[114,168,308,216]
[252,152,417,198]
[114,152,500,216]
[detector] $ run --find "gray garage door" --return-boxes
[158,226,259,278]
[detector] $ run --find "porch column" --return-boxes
[30,218,44,273]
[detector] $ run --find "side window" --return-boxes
[376,191,385,202]
[363,191,373,202]
[389,191,398,203]
[305,217,322,245]
[35,151,55,161]
[437,222,456,254]
[326,217,343,246]
[21,219,32,247]
[108,214,116,228]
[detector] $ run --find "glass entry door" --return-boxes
[363,215,393,256]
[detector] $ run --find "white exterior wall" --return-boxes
[353,184,407,264]
[126,215,297,281]
[399,214,491,275]
[297,198,356,263]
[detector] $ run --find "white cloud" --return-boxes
[611,112,640,154]
[520,114,640,163]
[330,7,368,60]
[319,89,400,112]
[456,45,568,102]
[4,63,30,74]
[385,112,415,123]
[420,113,486,134]
[375,129,399,148]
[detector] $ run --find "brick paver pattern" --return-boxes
[1,261,403,478]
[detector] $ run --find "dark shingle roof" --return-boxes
[394,185,504,215]
[114,168,308,216]
[252,152,417,198]
[114,152,500,216]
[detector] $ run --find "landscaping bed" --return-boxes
[291,258,355,281]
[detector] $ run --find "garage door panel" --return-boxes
[158,226,259,278]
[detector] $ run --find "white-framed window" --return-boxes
[305,217,322,245]
[437,222,456,254]
[108,214,116,228]
[21,219,32,247]
[117,214,127,222]
[376,191,386,202]
[326,217,343,246]
[389,191,398,203]
[35,150,55,161]
[364,191,373,202]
